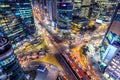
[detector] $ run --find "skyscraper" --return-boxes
[0,1,25,43]
[46,0,57,22]
[0,36,26,80]
[99,3,120,78]
[57,2,73,33]
[100,3,120,62]
[0,0,36,44]
[16,1,36,35]
[103,42,120,80]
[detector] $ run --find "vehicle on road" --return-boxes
[75,69,83,79]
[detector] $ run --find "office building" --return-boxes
[0,2,25,43]
[16,1,36,35]
[57,2,73,33]
[46,0,57,22]
[72,0,81,16]
[0,36,26,80]
[100,2,120,72]
[0,0,36,44]
[103,42,120,80]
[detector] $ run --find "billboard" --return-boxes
[107,31,116,44]
[102,45,117,64]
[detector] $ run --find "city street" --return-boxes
[0,0,119,80]
[55,54,80,80]
[32,4,101,80]
[35,17,80,80]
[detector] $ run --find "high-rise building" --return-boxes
[0,2,26,43]
[100,2,120,61]
[103,42,120,80]
[0,0,36,44]
[99,2,120,73]
[16,1,36,35]
[57,2,73,33]
[68,0,81,17]
[73,0,81,15]
[46,0,57,22]
[0,36,26,80]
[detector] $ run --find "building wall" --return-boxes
[57,2,73,32]
[16,2,36,35]
[0,0,36,44]
[104,42,120,80]
[0,3,26,43]
[46,0,57,22]
[100,3,120,73]
[0,37,26,80]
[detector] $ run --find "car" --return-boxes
[75,69,83,79]
[37,64,46,72]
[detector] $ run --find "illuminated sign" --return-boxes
[61,4,66,7]
[0,4,10,8]
[0,54,16,66]
[57,2,73,10]
[102,45,117,64]
[96,19,102,24]
[107,32,116,44]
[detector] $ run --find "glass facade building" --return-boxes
[100,3,120,61]
[0,0,36,44]
[57,2,73,32]
[0,37,26,80]
[0,2,25,43]
[103,42,120,80]
[16,2,36,35]
[46,0,57,22]
[99,3,120,79]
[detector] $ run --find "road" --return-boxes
[33,7,93,80]
[68,55,91,80]
[37,21,81,80]
[37,20,93,79]
[55,54,80,80]
[39,22,62,43]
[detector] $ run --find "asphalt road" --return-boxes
[69,56,91,80]
[55,54,81,80]
[38,21,82,80]
[37,18,89,80]
[39,22,62,43]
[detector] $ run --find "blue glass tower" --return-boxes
[0,0,36,44]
